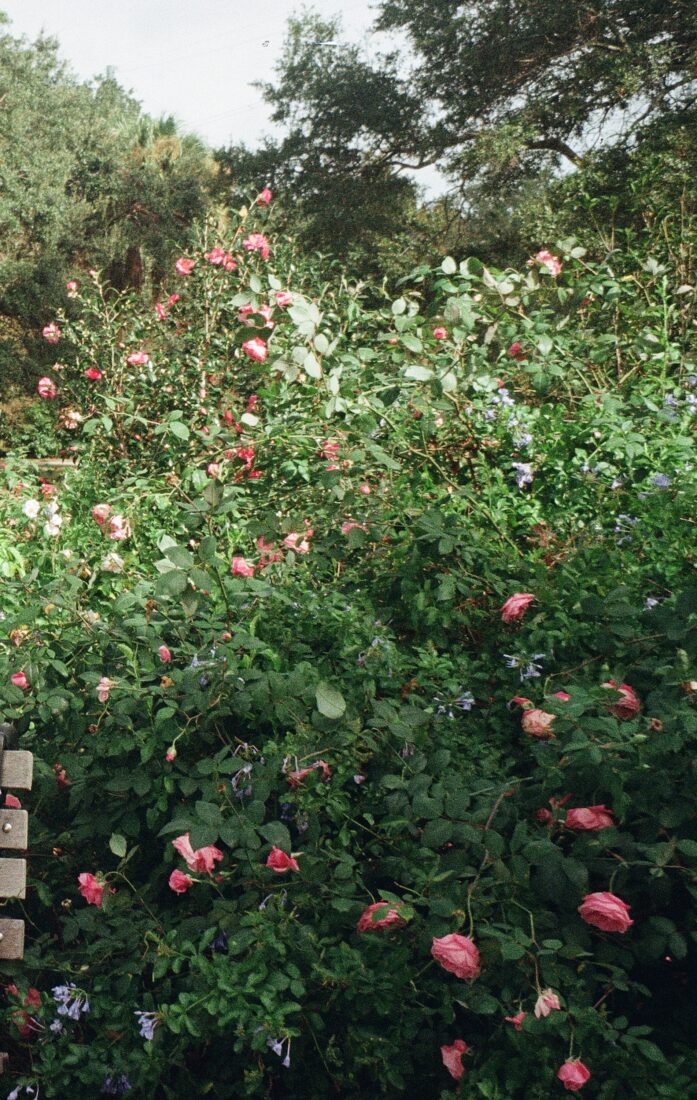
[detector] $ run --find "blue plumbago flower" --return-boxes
[512,462,534,488]
[513,432,533,449]
[644,597,660,610]
[651,473,672,489]
[686,394,697,408]
[102,1075,132,1096]
[267,1036,292,1068]
[503,654,520,669]
[664,394,679,406]
[610,476,625,489]
[49,1018,64,1034]
[687,373,697,386]
[231,763,253,800]
[134,1011,159,1041]
[614,514,638,542]
[454,692,475,711]
[212,931,229,954]
[52,983,89,1020]
[520,654,546,681]
[484,408,497,421]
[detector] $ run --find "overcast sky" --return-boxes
[0,0,444,195]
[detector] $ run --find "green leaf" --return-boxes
[170,420,190,441]
[303,351,322,379]
[404,365,433,381]
[315,681,346,719]
[441,256,457,275]
[109,833,127,858]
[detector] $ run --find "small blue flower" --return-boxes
[134,1011,158,1041]
[651,473,672,489]
[52,983,89,1020]
[512,462,534,488]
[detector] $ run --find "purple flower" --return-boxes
[134,1011,158,1041]
[102,1075,132,1095]
[512,462,534,488]
[651,473,672,489]
[52,983,89,1020]
[212,931,229,954]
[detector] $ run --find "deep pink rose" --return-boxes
[92,503,111,526]
[10,671,29,690]
[565,805,614,831]
[356,901,406,934]
[231,555,255,577]
[78,872,104,907]
[4,794,21,808]
[242,337,268,362]
[578,891,633,933]
[175,257,195,276]
[440,1039,469,1081]
[37,377,57,399]
[84,367,103,381]
[504,1011,526,1031]
[169,869,194,893]
[432,326,447,340]
[158,645,172,663]
[266,846,300,873]
[42,323,61,344]
[557,1059,591,1091]
[257,187,273,205]
[155,302,167,320]
[242,233,270,260]
[205,248,226,265]
[534,988,561,1018]
[601,680,641,720]
[507,341,527,360]
[126,351,150,366]
[521,708,556,738]
[500,592,535,623]
[431,933,480,979]
[552,690,572,701]
[172,833,223,874]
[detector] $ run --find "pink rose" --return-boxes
[242,233,270,260]
[158,645,172,663]
[231,555,255,577]
[534,988,561,1018]
[205,248,226,265]
[521,708,556,738]
[165,747,176,763]
[96,676,114,703]
[10,671,29,691]
[42,323,61,344]
[78,872,104,907]
[504,1011,527,1031]
[266,846,300,873]
[431,933,480,979]
[84,367,103,381]
[557,1059,591,1091]
[500,592,535,623]
[155,302,167,320]
[578,891,633,933]
[168,293,180,306]
[4,794,21,809]
[109,515,131,541]
[440,1039,469,1081]
[126,351,150,366]
[356,901,406,934]
[242,337,268,362]
[534,250,562,277]
[172,833,223,874]
[37,377,58,399]
[552,690,572,701]
[601,680,641,720]
[66,280,78,295]
[207,462,221,479]
[565,805,614,831]
[169,868,194,893]
[92,503,111,526]
[175,257,195,276]
[432,326,447,340]
[257,187,273,205]
[275,291,293,307]
[283,530,312,554]
[507,342,527,360]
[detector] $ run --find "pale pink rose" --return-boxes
[440,1039,469,1081]
[155,302,167,320]
[96,676,114,703]
[84,367,103,381]
[126,351,150,366]
[207,462,221,479]
[431,933,480,979]
[169,868,194,893]
[565,805,614,831]
[92,503,111,526]
[242,337,268,362]
[601,680,641,720]
[359,483,371,495]
[175,257,195,276]
[42,322,61,344]
[37,377,57,399]
[578,891,633,933]
[109,514,131,541]
[557,1059,591,1091]
[275,290,293,307]
[432,326,447,340]
[10,671,29,691]
[158,645,172,663]
[231,555,255,577]
[521,708,556,738]
[238,302,274,328]
[172,833,223,874]
[534,988,561,1018]
[78,872,104,907]
[242,233,270,260]
[504,1011,527,1031]
[534,250,562,277]
[266,846,300,873]
[61,409,83,430]
[356,901,406,933]
[500,592,535,623]
[257,187,273,205]
[66,280,78,295]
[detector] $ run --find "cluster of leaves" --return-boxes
[0,205,696,1098]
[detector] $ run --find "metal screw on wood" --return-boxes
[2,822,11,833]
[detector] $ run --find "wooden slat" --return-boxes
[0,858,26,898]
[0,918,24,959]
[0,750,33,791]
[0,809,28,850]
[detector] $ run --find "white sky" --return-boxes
[0,0,445,194]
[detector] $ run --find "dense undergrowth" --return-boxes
[0,196,696,1099]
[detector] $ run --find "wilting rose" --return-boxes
[78,872,105,907]
[10,671,29,690]
[601,680,641,720]
[431,933,480,979]
[42,322,61,344]
[242,337,268,362]
[37,376,57,399]
[578,891,633,933]
[521,708,556,738]
[109,515,131,541]
[356,901,406,933]
[504,1011,527,1031]
[565,805,614,831]
[231,555,255,577]
[172,833,224,874]
[175,257,195,276]
[440,1039,469,1081]
[169,869,194,893]
[500,592,535,623]
[557,1059,591,1091]
[266,847,300,873]
[92,504,111,526]
[534,988,561,1018]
